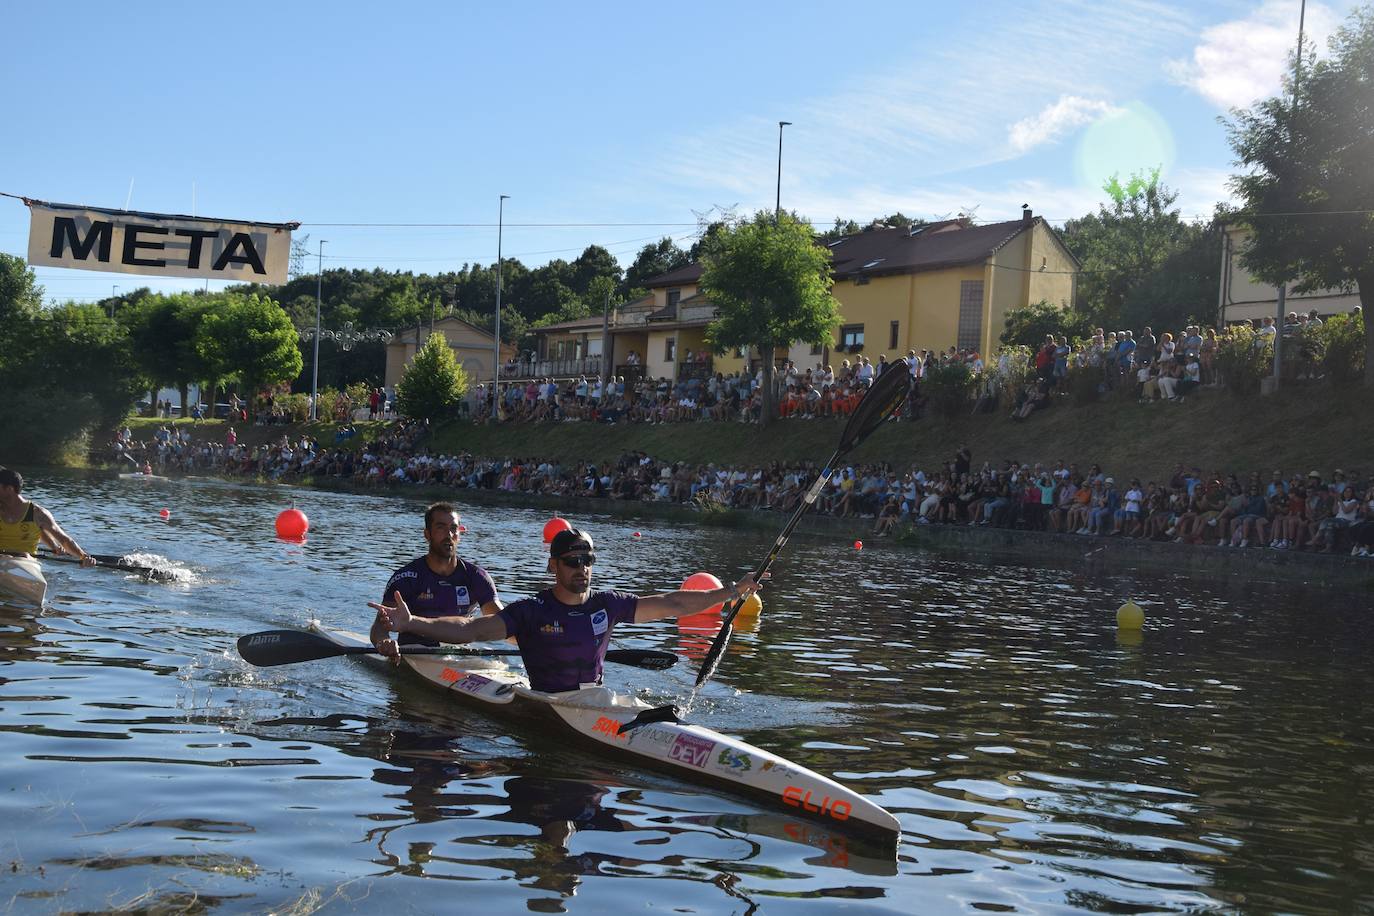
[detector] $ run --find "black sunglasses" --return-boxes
[559,554,596,568]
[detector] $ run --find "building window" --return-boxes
[838,324,864,352]
[958,280,984,351]
[889,320,899,349]
[810,342,822,356]
[665,337,676,362]
[667,289,681,312]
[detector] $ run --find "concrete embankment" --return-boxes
[312,479,1373,593]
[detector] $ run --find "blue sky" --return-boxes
[2,0,1353,304]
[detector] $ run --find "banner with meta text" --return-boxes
[26,201,295,284]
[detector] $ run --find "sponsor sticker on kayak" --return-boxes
[452,673,491,695]
[716,747,753,774]
[668,734,715,768]
[592,716,628,742]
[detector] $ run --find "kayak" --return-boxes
[119,472,171,482]
[0,555,47,606]
[309,624,902,845]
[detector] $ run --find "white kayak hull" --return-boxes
[0,555,47,607]
[311,625,901,845]
[118,473,171,482]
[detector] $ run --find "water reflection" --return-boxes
[4,469,1373,913]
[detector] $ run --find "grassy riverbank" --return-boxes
[120,381,1371,482]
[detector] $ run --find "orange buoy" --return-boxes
[275,507,309,540]
[459,524,467,533]
[158,508,171,519]
[682,572,725,615]
[543,516,572,543]
[854,540,863,550]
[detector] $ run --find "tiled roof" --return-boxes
[530,315,604,333]
[642,216,1074,286]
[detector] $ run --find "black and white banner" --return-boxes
[26,200,296,284]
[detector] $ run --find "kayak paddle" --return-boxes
[620,358,912,734]
[41,549,178,582]
[237,628,678,671]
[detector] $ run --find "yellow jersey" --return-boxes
[0,502,41,555]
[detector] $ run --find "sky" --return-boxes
[2,0,1355,306]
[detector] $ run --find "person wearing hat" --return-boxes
[370,502,503,660]
[372,526,765,694]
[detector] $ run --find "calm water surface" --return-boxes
[2,471,1371,913]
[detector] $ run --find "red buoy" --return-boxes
[681,571,725,615]
[158,508,170,519]
[276,507,309,540]
[543,516,572,543]
[853,540,863,550]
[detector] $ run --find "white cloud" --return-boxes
[1008,96,1122,154]
[1167,0,1341,110]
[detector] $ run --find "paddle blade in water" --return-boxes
[237,630,362,667]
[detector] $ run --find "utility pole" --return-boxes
[600,288,612,390]
[775,121,791,223]
[311,240,327,420]
[494,195,509,399]
[1272,0,1307,393]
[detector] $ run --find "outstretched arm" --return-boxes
[369,591,509,644]
[634,572,766,624]
[36,506,94,567]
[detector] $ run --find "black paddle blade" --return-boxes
[837,357,912,453]
[694,618,736,688]
[237,629,361,667]
[606,648,678,670]
[616,703,681,735]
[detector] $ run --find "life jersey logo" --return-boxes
[539,622,564,636]
[590,609,608,636]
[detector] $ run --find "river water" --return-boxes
[2,471,1370,913]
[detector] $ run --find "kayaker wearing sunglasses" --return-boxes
[371,526,764,694]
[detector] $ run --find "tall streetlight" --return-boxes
[311,239,328,420]
[110,285,120,319]
[493,195,509,398]
[775,121,791,222]
[1273,0,1308,390]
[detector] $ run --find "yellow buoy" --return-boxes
[737,591,763,618]
[1116,599,1144,630]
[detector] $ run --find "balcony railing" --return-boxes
[500,355,603,380]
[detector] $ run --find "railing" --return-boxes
[677,358,714,381]
[500,355,602,380]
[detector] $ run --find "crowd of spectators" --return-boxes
[104,423,1374,559]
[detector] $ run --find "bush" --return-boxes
[1215,324,1272,396]
[1064,365,1104,406]
[1322,312,1366,386]
[923,361,977,417]
[281,393,311,422]
[397,333,470,421]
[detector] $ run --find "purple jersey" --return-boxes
[383,557,498,619]
[498,589,639,693]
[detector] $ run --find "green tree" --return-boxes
[121,293,215,410]
[1000,299,1091,348]
[196,293,303,399]
[700,212,842,425]
[570,245,622,296]
[1226,5,1374,386]
[622,238,690,296]
[1060,169,1201,328]
[1118,218,1223,333]
[396,331,469,421]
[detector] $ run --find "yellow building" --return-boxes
[1218,224,1361,325]
[610,210,1077,379]
[383,316,516,388]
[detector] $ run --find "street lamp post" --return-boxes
[311,239,328,421]
[775,121,791,221]
[493,195,509,401]
[110,285,120,319]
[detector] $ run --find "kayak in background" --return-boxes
[0,555,47,607]
[118,473,172,482]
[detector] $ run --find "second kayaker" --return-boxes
[370,526,763,692]
[0,467,96,566]
[370,502,503,660]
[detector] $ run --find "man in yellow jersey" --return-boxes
[0,468,95,565]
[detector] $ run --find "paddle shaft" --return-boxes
[40,550,174,581]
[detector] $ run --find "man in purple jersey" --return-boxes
[370,527,763,693]
[370,502,503,661]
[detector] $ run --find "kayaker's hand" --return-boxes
[733,572,768,597]
[374,636,402,666]
[368,591,414,633]
[78,552,97,568]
